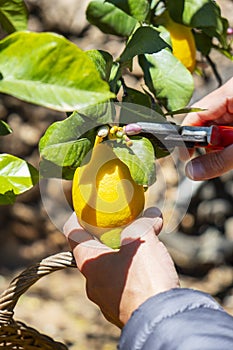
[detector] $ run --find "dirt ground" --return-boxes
[0,1,233,349]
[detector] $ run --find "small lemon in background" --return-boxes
[157,11,196,72]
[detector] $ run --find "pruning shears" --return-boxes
[124,122,233,150]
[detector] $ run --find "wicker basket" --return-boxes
[0,251,76,349]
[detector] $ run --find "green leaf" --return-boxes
[212,45,233,61]
[139,50,194,111]
[155,25,172,47]
[0,154,38,202]
[109,62,122,94]
[119,26,169,63]
[167,0,224,32]
[193,31,212,56]
[86,49,113,81]
[0,120,12,135]
[164,107,206,116]
[214,17,230,48]
[0,0,28,33]
[39,159,75,181]
[105,0,150,22]
[39,100,115,180]
[39,112,95,169]
[119,88,165,124]
[86,0,137,37]
[113,137,156,186]
[122,87,152,107]
[0,31,115,112]
[80,100,115,124]
[41,137,92,169]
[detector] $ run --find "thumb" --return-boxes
[63,212,112,271]
[121,206,163,245]
[185,145,233,180]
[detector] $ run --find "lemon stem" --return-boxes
[90,125,110,161]
[94,125,110,147]
[94,135,104,147]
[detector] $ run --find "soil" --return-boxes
[0,1,233,349]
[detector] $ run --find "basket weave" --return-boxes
[0,251,77,349]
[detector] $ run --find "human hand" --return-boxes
[63,208,179,328]
[181,77,233,180]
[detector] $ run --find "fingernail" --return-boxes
[186,160,205,180]
[143,207,162,219]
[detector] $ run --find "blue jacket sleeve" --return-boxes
[118,288,233,350]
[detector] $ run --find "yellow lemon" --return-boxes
[72,142,145,243]
[158,11,196,72]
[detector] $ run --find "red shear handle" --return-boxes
[210,125,233,148]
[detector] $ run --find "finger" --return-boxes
[182,81,233,126]
[185,144,233,180]
[63,212,93,248]
[63,212,85,238]
[121,207,163,245]
[63,213,112,268]
[143,207,163,234]
[181,99,221,126]
[74,237,112,273]
[178,146,194,162]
